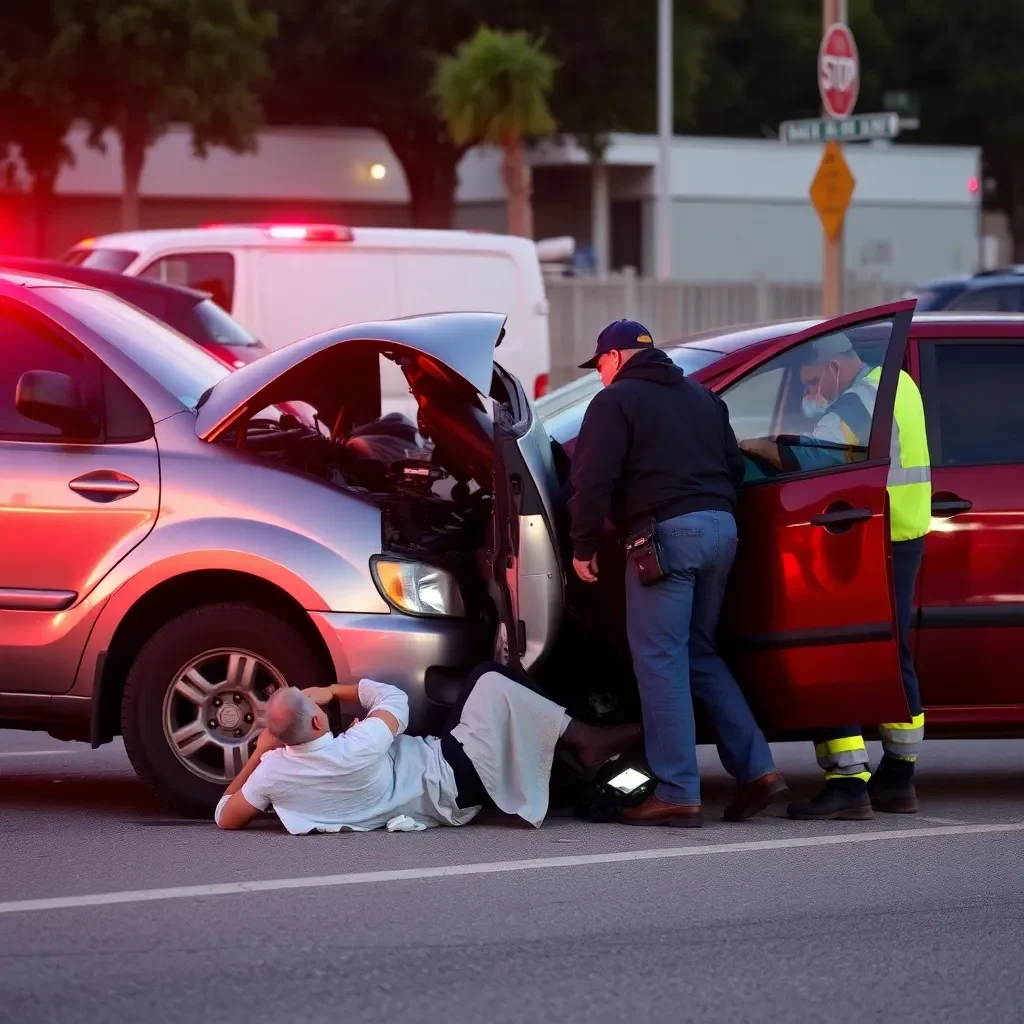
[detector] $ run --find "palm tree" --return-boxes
[434,26,557,239]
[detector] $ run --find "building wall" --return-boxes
[657,198,978,284]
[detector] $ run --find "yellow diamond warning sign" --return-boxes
[809,140,856,241]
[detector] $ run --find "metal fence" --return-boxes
[545,271,912,389]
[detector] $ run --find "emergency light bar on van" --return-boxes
[198,223,354,242]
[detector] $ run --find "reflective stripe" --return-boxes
[825,771,872,782]
[887,466,932,486]
[879,716,924,756]
[816,736,868,755]
[815,737,869,772]
[879,713,925,759]
[880,713,926,731]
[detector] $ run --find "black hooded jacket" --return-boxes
[568,347,744,561]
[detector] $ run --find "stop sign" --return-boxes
[818,23,859,119]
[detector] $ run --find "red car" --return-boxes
[537,301,1024,739]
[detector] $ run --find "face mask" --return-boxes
[802,362,839,420]
[802,394,828,419]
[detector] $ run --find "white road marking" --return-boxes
[917,815,966,825]
[1,822,1021,917]
[0,749,89,758]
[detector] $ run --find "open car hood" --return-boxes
[195,311,507,442]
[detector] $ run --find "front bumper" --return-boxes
[309,610,479,732]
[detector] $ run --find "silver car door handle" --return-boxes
[68,471,140,501]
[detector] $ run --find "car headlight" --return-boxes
[371,558,466,617]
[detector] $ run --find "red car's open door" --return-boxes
[716,301,916,732]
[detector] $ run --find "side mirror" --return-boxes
[15,370,99,438]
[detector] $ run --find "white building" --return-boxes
[4,122,982,287]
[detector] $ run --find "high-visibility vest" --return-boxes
[824,367,932,542]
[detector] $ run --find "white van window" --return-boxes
[256,249,399,349]
[140,252,236,312]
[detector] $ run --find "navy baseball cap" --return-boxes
[579,319,655,369]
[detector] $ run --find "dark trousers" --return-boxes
[438,662,546,809]
[814,536,926,771]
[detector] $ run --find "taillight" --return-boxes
[534,373,549,399]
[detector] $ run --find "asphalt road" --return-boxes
[1,730,1022,1024]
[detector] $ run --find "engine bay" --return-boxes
[238,409,493,561]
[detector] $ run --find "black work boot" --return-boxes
[868,756,918,814]
[787,778,873,821]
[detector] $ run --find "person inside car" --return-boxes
[214,665,641,833]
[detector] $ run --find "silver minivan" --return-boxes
[0,271,562,813]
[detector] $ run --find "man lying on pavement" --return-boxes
[215,664,641,833]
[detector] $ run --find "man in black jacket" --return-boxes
[569,320,785,827]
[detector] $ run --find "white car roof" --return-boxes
[82,225,539,258]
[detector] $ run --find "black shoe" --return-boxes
[787,780,873,821]
[868,759,918,814]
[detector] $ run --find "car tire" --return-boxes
[121,602,333,817]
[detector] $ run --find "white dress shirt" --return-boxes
[240,679,477,835]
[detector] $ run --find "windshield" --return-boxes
[193,298,261,347]
[54,287,229,410]
[63,247,139,274]
[538,346,721,444]
[905,282,969,311]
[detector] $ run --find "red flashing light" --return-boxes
[968,176,980,194]
[534,373,549,399]
[199,222,353,242]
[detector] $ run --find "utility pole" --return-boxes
[822,0,847,316]
[656,0,673,280]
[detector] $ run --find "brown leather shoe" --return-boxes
[620,794,702,828]
[723,771,789,822]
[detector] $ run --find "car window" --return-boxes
[140,252,235,312]
[192,298,259,347]
[0,304,102,440]
[949,285,1022,313]
[720,320,895,483]
[923,341,1024,466]
[52,287,229,410]
[63,247,139,273]
[537,346,720,445]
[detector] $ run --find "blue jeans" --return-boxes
[625,510,776,805]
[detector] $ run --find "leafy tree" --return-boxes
[264,0,741,227]
[0,2,83,254]
[68,0,275,230]
[434,27,557,238]
[691,0,891,137]
[874,0,1024,259]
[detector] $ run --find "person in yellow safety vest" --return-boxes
[755,331,931,820]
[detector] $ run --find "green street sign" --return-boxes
[780,112,901,144]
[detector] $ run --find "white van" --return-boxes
[65,223,552,413]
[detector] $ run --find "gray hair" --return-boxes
[266,687,322,746]
[807,331,856,366]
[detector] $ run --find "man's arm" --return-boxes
[215,728,282,830]
[720,401,746,486]
[568,393,630,563]
[302,681,405,736]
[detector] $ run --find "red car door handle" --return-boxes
[931,494,973,518]
[810,504,872,534]
[68,471,140,502]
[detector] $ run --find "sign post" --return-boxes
[819,3,857,317]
